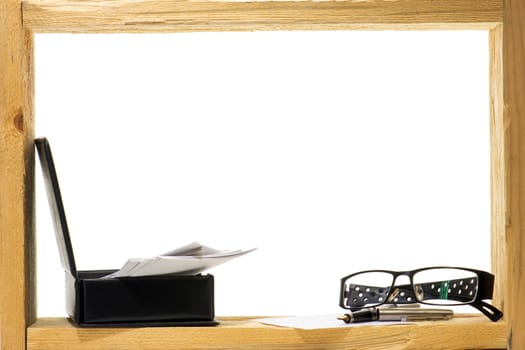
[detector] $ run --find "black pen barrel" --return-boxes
[347,308,379,323]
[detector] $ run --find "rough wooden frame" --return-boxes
[1,0,523,349]
[0,1,36,350]
[21,0,503,32]
[500,0,525,347]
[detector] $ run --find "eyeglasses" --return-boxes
[339,267,503,321]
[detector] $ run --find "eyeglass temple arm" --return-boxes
[471,271,504,321]
[470,300,503,321]
[475,270,496,300]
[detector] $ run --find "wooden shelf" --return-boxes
[22,0,503,33]
[27,316,507,350]
[3,0,525,348]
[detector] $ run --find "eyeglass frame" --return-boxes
[339,266,503,321]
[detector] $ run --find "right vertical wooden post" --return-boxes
[492,0,525,348]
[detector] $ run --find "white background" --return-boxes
[35,31,490,317]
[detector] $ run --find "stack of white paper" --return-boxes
[104,242,255,278]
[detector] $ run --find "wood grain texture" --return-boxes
[4,1,515,350]
[27,316,507,350]
[489,24,506,314]
[503,0,525,348]
[0,0,36,350]
[22,0,503,33]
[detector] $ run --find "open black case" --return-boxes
[35,138,217,327]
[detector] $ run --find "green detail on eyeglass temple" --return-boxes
[440,281,449,300]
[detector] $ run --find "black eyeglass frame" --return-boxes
[339,266,503,322]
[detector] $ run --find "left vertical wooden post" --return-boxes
[0,0,36,349]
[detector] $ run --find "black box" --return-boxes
[36,138,217,327]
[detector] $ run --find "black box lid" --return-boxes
[36,138,78,277]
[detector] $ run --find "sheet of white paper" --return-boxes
[255,314,409,329]
[113,258,146,277]
[104,243,256,278]
[161,242,225,257]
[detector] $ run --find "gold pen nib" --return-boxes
[337,314,351,323]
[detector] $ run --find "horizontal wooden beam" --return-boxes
[27,316,507,350]
[22,0,503,33]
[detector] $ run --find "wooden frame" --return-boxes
[1,0,523,348]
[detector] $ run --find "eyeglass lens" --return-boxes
[343,271,394,308]
[413,268,478,305]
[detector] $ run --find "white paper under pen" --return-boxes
[256,314,409,330]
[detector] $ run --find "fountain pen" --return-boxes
[338,307,453,323]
